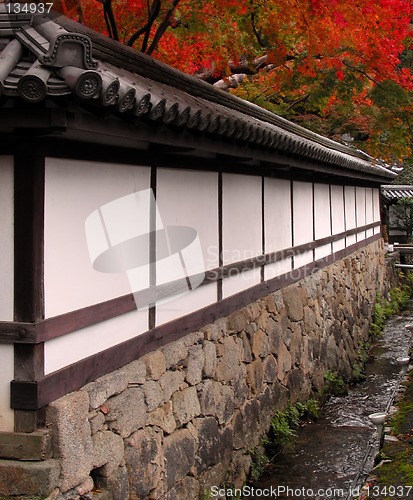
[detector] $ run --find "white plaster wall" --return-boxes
[345,186,357,247]
[314,184,331,260]
[156,282,217,326]
[154,169,219,324]
[264,178,292,253]
[0,157,14,321]
[373,188,381,235]
[331,185,346,252]
[222,174,262,294]
[264,258,293,281]
[156,168,219,271]
[293,181,313,268]
[44,308,148,374]
[356,187,367,242]
[222,268,261,299]
[44,158,151,317]
[222,174,262,264]
[365,188,374,238]
[0,157,14,431]
[0,345,14,431]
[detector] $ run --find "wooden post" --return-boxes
[13,153,45,432]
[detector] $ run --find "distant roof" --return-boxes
[0,6,397,182]
[381,185,413,202]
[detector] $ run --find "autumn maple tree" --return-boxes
[54,0,413,164]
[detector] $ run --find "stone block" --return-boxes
[94,465,129,500]
[199,380,234,425]
[46,391,93,492]
[203,340,217,378]
[186,345,205,385]
[121,359,146,385]
[144,350,166,380]
[241,399,261,449]
[126,427,163,498]
[147,401,176,434]
[276,342,292,384]
[164,429,195,490]
[194,417,233,473]
[159,369,187,401]
[92,431,124,477]
[246,358,264,396]
[85,371,129,410]
[143,380,164,412]
[215,337,243,383]
[232,410,245,450]
[0,459,60,497]
[231,365,249,408]
[172,386,201,426]
[89,410,106,435]
[162,339,188,369]
[282,286,304,321]
[263,354,277,383]
[164,475,200,500]
[227,309,249,333]
[106,387,147,438]
[251,329,269,359]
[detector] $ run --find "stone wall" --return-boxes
[1,239,395,499]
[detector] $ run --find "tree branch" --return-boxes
[147,0,181,55]
[127,0,161,49]
[103,0,119,41]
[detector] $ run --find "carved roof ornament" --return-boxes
[16,15,98,70]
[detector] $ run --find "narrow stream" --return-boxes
[252,304,413,500]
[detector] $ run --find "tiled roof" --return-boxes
[0,6,397,181]
[381,185,413,202]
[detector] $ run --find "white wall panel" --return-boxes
[331,185,345,252]
[314,184,331,260]
[293,182,313,267]
[156,169,218,271]
[44,308,148,374]
[356,187,366,242]
[365,188,374,237]
[0,345,14,431]
[222,174,262,265]
[222,268,261,299]
[0,157,14,321]
[44,158,150,317]
[0,158,14,430]
[344,186,356,246]
[373,188,381,222]
[293,181,313,245]
[156,282,217,326]
[264,178,292,253]
[264,258,293,281]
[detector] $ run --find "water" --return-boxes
[252,308,413,500]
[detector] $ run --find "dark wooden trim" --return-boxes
[149,166,157,329]
[312,182,316,261]
[10,232,382,410]
[14,155,45,322]
[0,221,381,345]
[0,322,36,344]
[35,294,136,343]
[261,176,265,283]
[217,171,223,302]
[290,179,294,268]
[13,154,46,431]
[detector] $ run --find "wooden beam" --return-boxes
[13,154,45,432]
